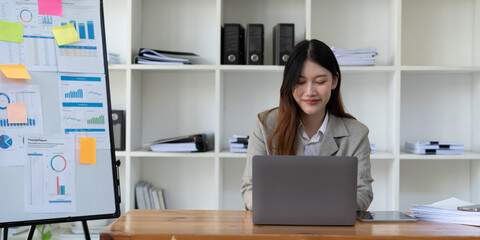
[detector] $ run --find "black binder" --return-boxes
[222,24,245,64]
[273,23,295,65]
[246,24,264,65]
[149,133,214,152]
[112,110,126,150]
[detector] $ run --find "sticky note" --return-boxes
[6,103,27,124]
[80,137,96,164]
[51,23,79,46]
[0,65,31,79]
[0,21,23,43]
[38,0,63,16]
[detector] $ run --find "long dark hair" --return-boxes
[264,39,354,155]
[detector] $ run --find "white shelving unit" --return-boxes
[103,0,480,213]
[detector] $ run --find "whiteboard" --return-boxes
[0,0,120,226]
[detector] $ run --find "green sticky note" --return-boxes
[0,21,23,43]
[51,23,80,46]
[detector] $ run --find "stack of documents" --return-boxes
[370,144,375,154]
[331,47,378,66]
[229,134,248,153]
[149,133,214,152]
[107,51,121,64]
[135,181,166,210]
[410,197,480,226]
[404,141,464,155]
[134,48,198,65]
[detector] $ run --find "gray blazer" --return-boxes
[241,109,374,211]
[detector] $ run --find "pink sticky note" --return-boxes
[6,103,28,124]
[38,0,63,16]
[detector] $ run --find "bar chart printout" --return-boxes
[24,136,76,213]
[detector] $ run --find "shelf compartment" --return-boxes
[131,157,217,210]
[310,0,396,66]
[400,72,477,151]
[132,0,217,65]
[221,71,282,150]
[130,70,216,150]
[103,0,129,64]
[401,0,480,66]
[342,72,397,154]
[400,159,479,211]
[222,0,306,65]
[221,158,247,210]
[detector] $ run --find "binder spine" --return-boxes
[273,23,295,65]
[222,24,245,64]
[246,24,264,65]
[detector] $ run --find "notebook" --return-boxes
[252,155,358,226]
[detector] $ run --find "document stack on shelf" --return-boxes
[410,197,480,226]
[134,181,166,210]
[404,141,464,155]
[134,48,199,65]
[370,143,375,154]
[331,46,378,66]
[229,134,249,153]
[148,133,214,152]
[107,51,121,64]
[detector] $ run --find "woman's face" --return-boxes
[293,60,338,120]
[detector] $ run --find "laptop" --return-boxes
[252,155,358,226]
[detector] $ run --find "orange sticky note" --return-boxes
[6,103,27,124]
[80,137,96,164]
[0,65,31,79]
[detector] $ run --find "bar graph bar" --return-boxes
[65,89,83,98]
[78,23,86,39]
[69,20,76,30]
[57,176,66,195]
[0,118,36,127]
[87,21,95,39]
[87,115,104,124]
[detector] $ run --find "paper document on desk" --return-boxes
[410,197,480,226]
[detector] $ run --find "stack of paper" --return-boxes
[229,134,248,153]
[370,144,375,154]
[135,181,166,210]
[149,133,213,152]
[134,48,198,65]
[107,51,121,64]
[404,141,464,155]
[410,197,480,226]
[331,47,378,66]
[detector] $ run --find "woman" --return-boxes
[241,39,373,211]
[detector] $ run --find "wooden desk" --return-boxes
[100,210,480,240]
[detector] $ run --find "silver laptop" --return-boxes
[252,155,358,226]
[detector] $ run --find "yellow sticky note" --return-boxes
[0,20,23,43]
[0,65,31,79]
[80,137,96,164]
[51,23,80,46]
[6,103,27,124]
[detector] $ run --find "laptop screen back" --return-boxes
[252,155,358,226]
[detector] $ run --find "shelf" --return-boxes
[400,66,480,73]
[130,150,216,158]
[400,151,480,160]
[130,64,216,71]
[115,151,126,157]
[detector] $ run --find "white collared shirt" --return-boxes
[299,113,329,156]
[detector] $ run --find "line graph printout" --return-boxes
[58,73,109,149]
[24,135,76,213]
